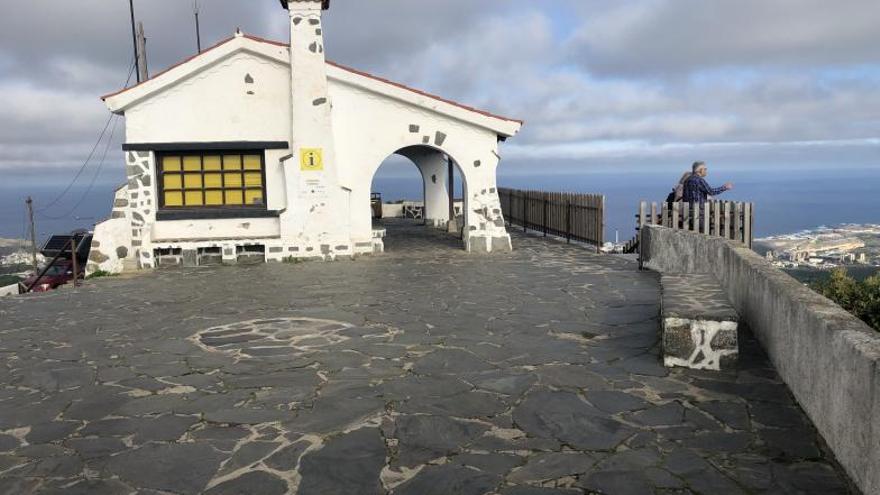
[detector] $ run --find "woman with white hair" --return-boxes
[666,171,694,204]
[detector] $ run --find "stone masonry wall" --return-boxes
[126,151,157,269]
[86,185,133,275]
[641,224,880,495]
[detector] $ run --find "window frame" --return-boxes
[156,150,269,213]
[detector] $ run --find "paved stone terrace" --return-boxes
[0,221,855,494]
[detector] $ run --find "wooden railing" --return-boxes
[499,188,605,251]
[634,200,755,249]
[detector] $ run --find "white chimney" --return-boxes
[282,0,333,153]
[280,0,349,246]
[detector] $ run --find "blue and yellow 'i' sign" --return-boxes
[300,148,324,171]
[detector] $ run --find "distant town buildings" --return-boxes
[0,250,44,268]
[757,224,880,270]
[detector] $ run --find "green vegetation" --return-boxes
[0,275,21,287]
[786,265,880,285]
[283,256,303,264]
[86,270,118,279]
[811,269,880,332]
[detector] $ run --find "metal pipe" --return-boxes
[24,239,71,293]
[447,157,454,223]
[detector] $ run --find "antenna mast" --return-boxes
[194,0,202,53]
[128,0,140,83]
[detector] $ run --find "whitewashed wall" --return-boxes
[329,77,511,252]
[123,52,291,144]
[96,30,517,272]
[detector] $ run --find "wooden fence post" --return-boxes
[734,202,743,243]
[671,202,680,230]
[543,196,549,237]
[566,199,572,244]
[639,201,647,234]
[723,202,732,239]
[743,202,752,247]
[598,195,605,252]
[630,199,754,250]
[749,203,755,248]
[702,201,712,235]
[713,201,720,237]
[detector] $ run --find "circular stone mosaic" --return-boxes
[191,318,355,359]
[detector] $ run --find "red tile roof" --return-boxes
[101,34,523,126]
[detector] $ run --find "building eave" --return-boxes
[101,33,522,137]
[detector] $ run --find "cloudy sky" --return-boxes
[1,0,878,183]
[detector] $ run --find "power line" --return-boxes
[35,113,114,213]
[34,59,135,215]
[38,114,121,220]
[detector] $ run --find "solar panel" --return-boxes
[41,233,93,261]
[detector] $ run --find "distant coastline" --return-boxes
[1,166,878,243]
[756,224,880,283]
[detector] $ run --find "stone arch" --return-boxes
[338,114,512,254]
[368,144,470,249]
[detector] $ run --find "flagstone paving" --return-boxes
[0,220,855,494]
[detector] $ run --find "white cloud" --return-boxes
[0,0,878,174]
[568,0,880,75]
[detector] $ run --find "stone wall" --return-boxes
[87,184,134,275]
[0,284,19,297]
[641,225,880,495]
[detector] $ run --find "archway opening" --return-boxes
[370,146,467,252]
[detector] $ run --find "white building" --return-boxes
[87,0,521,274]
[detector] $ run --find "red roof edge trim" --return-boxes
[325,61,523,126]
[101,35,240,100]
[100,33,523,128]
[242,34,288,48]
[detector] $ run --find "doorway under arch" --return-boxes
[369,145,468,251]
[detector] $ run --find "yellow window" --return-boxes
[224,155,242,170]
[160,152,266,210]
[185,191,203,206]
[204,174,222,188]
[164,191,183,207]
[243,155,262,170]
[245,190,264,205]
[225,190,243,205]
[244,173,262,187]
[183,156,201,171]
[205,190,224,205]
[163,156,181,172]
[225,173,242,188]
[203,155,222,171]
[163,174,182,189]
[184,174,202,189]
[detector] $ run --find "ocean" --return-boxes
[2,165,877,243]
[376,165,880,241]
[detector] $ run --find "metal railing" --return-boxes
[634,200,755,249]
[19,237,81,294]
[499,188,605,251]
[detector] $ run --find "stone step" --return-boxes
[660,273,739,371]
